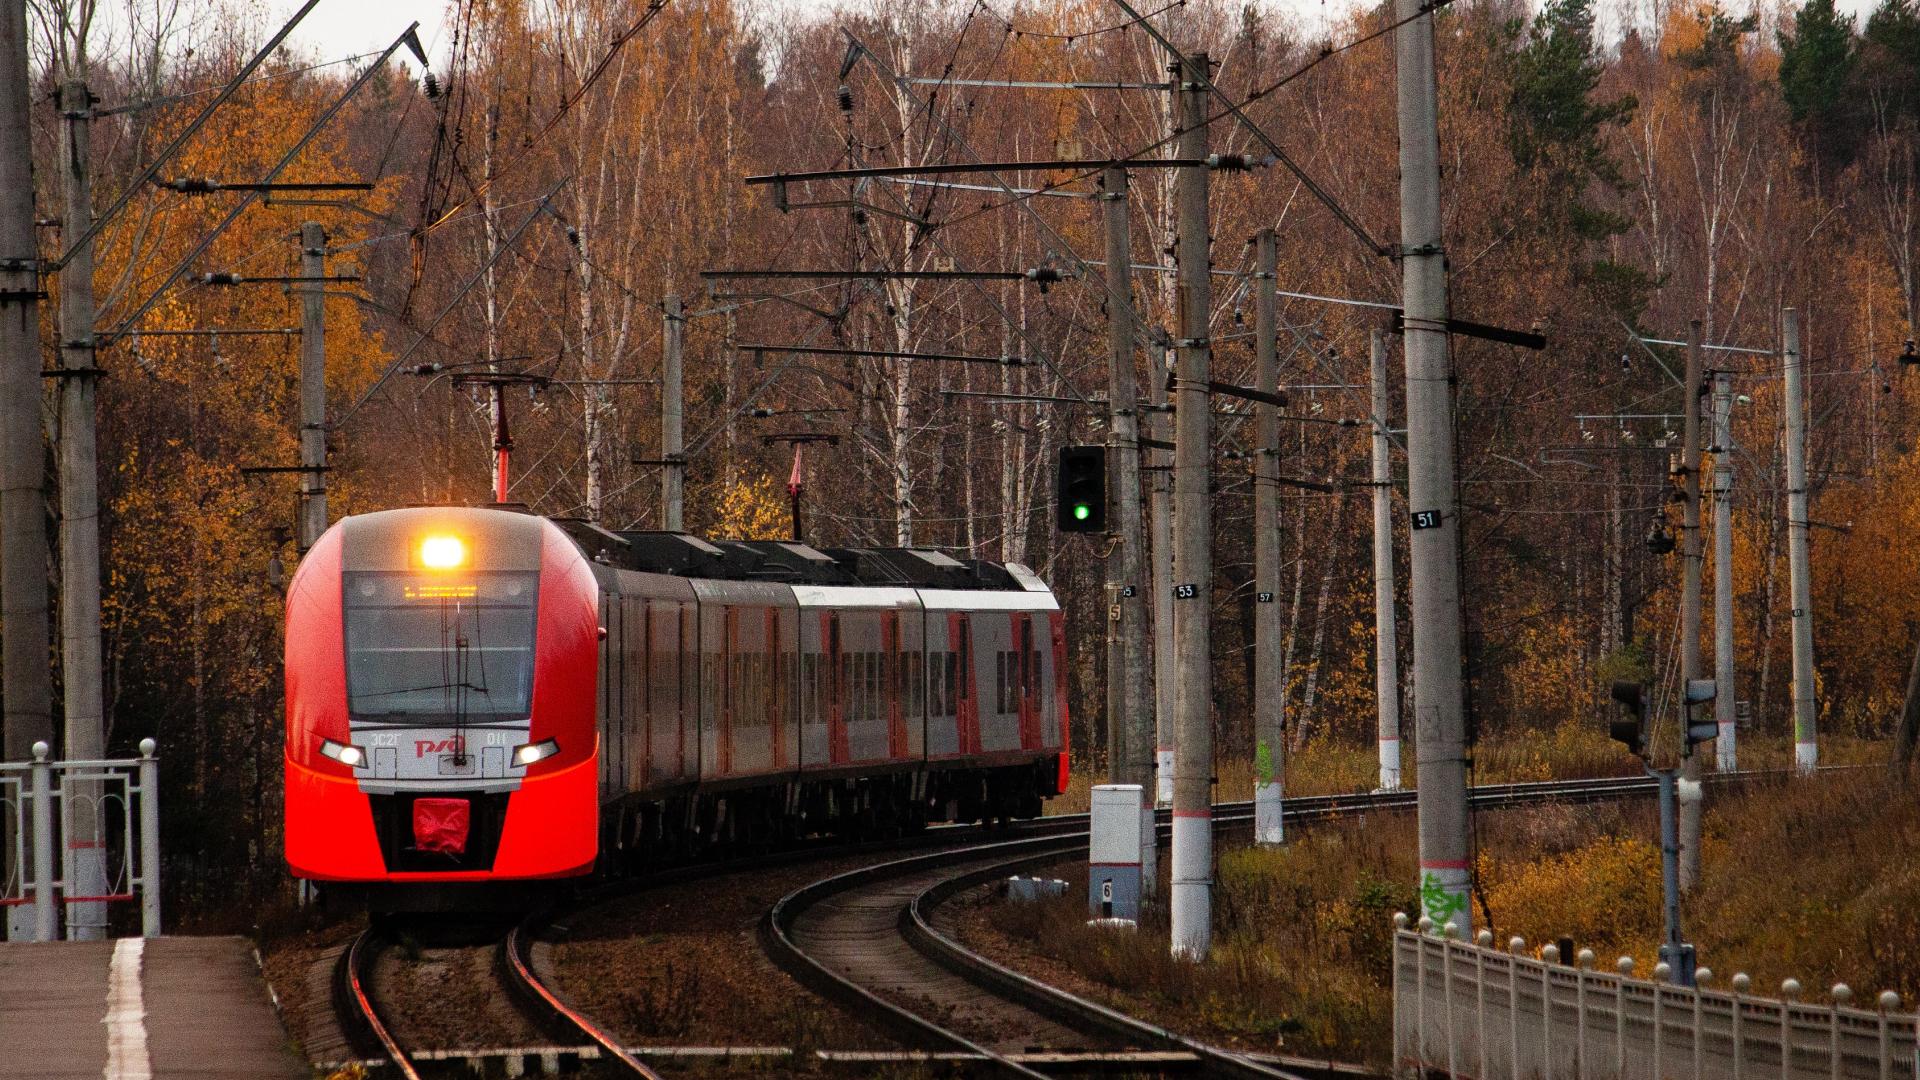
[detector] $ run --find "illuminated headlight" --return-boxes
[418,534,467,569]
[319,738,368,768]
[513,738,560,767]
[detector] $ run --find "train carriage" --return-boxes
[285,506,1069,910]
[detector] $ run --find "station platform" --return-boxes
[0,935,309,1079]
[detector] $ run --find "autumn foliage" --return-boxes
[18,0,1920,914]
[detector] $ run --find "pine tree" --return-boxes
[1778,0,1859,166]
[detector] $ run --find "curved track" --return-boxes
[767,770,1790,1079]
[333,928,425,1080]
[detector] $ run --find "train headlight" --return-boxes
[418,534,467,570]
[319,737,369,768]
[513,738,560,767]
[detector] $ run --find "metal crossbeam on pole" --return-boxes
[738,343,1025,366]
[702,268,1056,282]
[747,159,1214,185]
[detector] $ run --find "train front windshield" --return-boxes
[342,571,539,720]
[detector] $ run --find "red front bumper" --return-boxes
[285,755,597,882]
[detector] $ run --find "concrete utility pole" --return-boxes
[1100,167,1156,890]
[1370,330,1403,790]
[298,222,329,550]
[1712,371,1736,772]
[58,79,108,941]
[2,0,52,943]
[662,293,685,532]
[1678,320,1705,893]
[1168,53,1214,959]
[1150,344,1175,809]
[1783,307,1817,773]
[1393,0,1474,937]
[1252,229,1284,846]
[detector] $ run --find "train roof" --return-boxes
[551,519,1044,593]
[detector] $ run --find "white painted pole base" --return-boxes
[1155,748,1174,807]
[1716,722,1736,773]
[1378,737,1402,790]
[1170,812,1212,960]
[1417,863,1472,940]
[1795,740,1817,774]
[67,848,109,941]
[1139,804,1158,898]
[1254,781,1283,846]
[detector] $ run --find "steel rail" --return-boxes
[334,928,424,1080]
[501,920,667,1078]
[760,832,1102,1079]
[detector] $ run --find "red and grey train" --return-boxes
[284,505,1069,908]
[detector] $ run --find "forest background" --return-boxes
[17,0,1920,918]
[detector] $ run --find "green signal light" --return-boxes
[1073,503,1092,521]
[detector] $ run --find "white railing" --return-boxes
[0,739,160,941]
[1393,915,1920,1079]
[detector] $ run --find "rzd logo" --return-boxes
[415,738,465,758]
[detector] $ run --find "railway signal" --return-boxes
[1608,681,1647,758]
[1056,445,1107,533]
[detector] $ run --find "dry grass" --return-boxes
[1049,728,1890,815]
[1484,765,1920,1000]
[1006,750,1919,1068]
[992,815,1418,1066]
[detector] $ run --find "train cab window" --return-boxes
[343,571,538,720]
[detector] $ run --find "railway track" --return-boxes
[765,769,1793,1079]
[333,921,666,1079]
[323,767,1804,1077]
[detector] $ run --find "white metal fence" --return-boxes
[1393,916,1920,1079]
[0,739,160,941]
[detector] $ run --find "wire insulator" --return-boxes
[423,72,441,99]
[836,85,854,112]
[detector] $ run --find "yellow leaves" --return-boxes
[709,471,791,541]
[1484,833,1664,952]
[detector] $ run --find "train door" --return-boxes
[719,606,738,777]
[767,607,786,771]
[884,609,906,759]
[902,606,925,761]
[626,596,647,789]
[826,611,848,765]
[799,610,827,770]
[1014,611,1040,750]
[951,612,976,755]
[978,612,1016,752]
[924,615,956,758]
